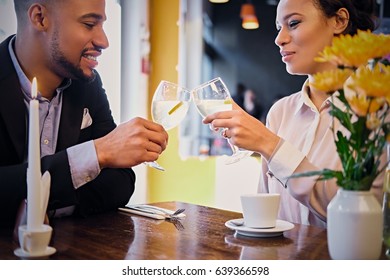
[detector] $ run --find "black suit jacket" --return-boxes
[0,36,135,228]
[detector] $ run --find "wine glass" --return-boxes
[145,80,191,171]
[192,77,253,164]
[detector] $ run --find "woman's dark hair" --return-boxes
[315,0,377,35]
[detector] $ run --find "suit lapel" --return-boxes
[0,75,28,161]
[1,36,88,155]
[0,36,27,161]
[56,84,84,151]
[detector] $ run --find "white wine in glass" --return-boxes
[192,77,253,164]
[145,80,191,171]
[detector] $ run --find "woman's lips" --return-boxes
[280,50,295,63]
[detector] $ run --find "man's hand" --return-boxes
[94,117,169,168]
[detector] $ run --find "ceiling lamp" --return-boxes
[242,15,259,29]
[240,3,259,29]
[209,0,229,3]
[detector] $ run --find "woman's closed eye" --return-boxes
[288,20,300,29]
[275,19,300,32]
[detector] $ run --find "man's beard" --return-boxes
[50,31,96,83]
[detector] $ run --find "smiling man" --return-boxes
[0,0,169,228]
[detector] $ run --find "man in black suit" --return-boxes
[0,0,168,227]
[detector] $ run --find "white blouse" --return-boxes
[259,79,384,228]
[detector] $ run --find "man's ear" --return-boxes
[28,4,49,31]
[333,7,350,35]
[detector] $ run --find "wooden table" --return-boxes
[0,201,387,259]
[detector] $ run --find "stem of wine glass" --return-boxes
[144,161,165,171]
[221,128,253,165]
[227,140,239,154]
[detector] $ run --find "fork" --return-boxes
[165,209,186,222]
[169,218,185,231]
[129,205,185,219]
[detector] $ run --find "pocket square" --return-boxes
[81,108,93,129]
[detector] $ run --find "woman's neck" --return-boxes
[307,79,329,110]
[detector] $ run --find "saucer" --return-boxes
[14,246,56,259]
[225,219,294,238]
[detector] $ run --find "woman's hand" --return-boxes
[202,101,280,160]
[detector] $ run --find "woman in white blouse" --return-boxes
[203,0,381,227]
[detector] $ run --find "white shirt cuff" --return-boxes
[67,141,101,189]
[268,140,305,185]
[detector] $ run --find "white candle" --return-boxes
[27,77,42,231]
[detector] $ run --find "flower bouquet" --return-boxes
[301,30,390,190]
[303,30,390,259]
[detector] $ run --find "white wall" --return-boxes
[96,0,121,124]
[178,0,204,158]
[120,0,150,205]
[0,0,16,41]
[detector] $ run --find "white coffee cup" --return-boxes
[240,193,281,228]
[18,224,53,254]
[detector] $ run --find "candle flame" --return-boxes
[31,77,38,99]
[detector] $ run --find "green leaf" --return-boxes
[329,104,352,131]
[334,131,351,170]
[289,169,343,182]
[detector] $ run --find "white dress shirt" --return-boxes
[259,79,384,228]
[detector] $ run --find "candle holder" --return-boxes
[13,171,55,259]
[14,224,56,259]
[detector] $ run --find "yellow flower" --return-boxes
[349,64,390,99]
[315,46,346,66]
[315,30,390,68]
[366,113,381,130]
[344,90,385,117]
[343,69,386,117]
[310,69,353,93]
[358,30,390,59]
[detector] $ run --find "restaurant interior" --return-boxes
[1,0,389,213]
[1,0,389,262]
